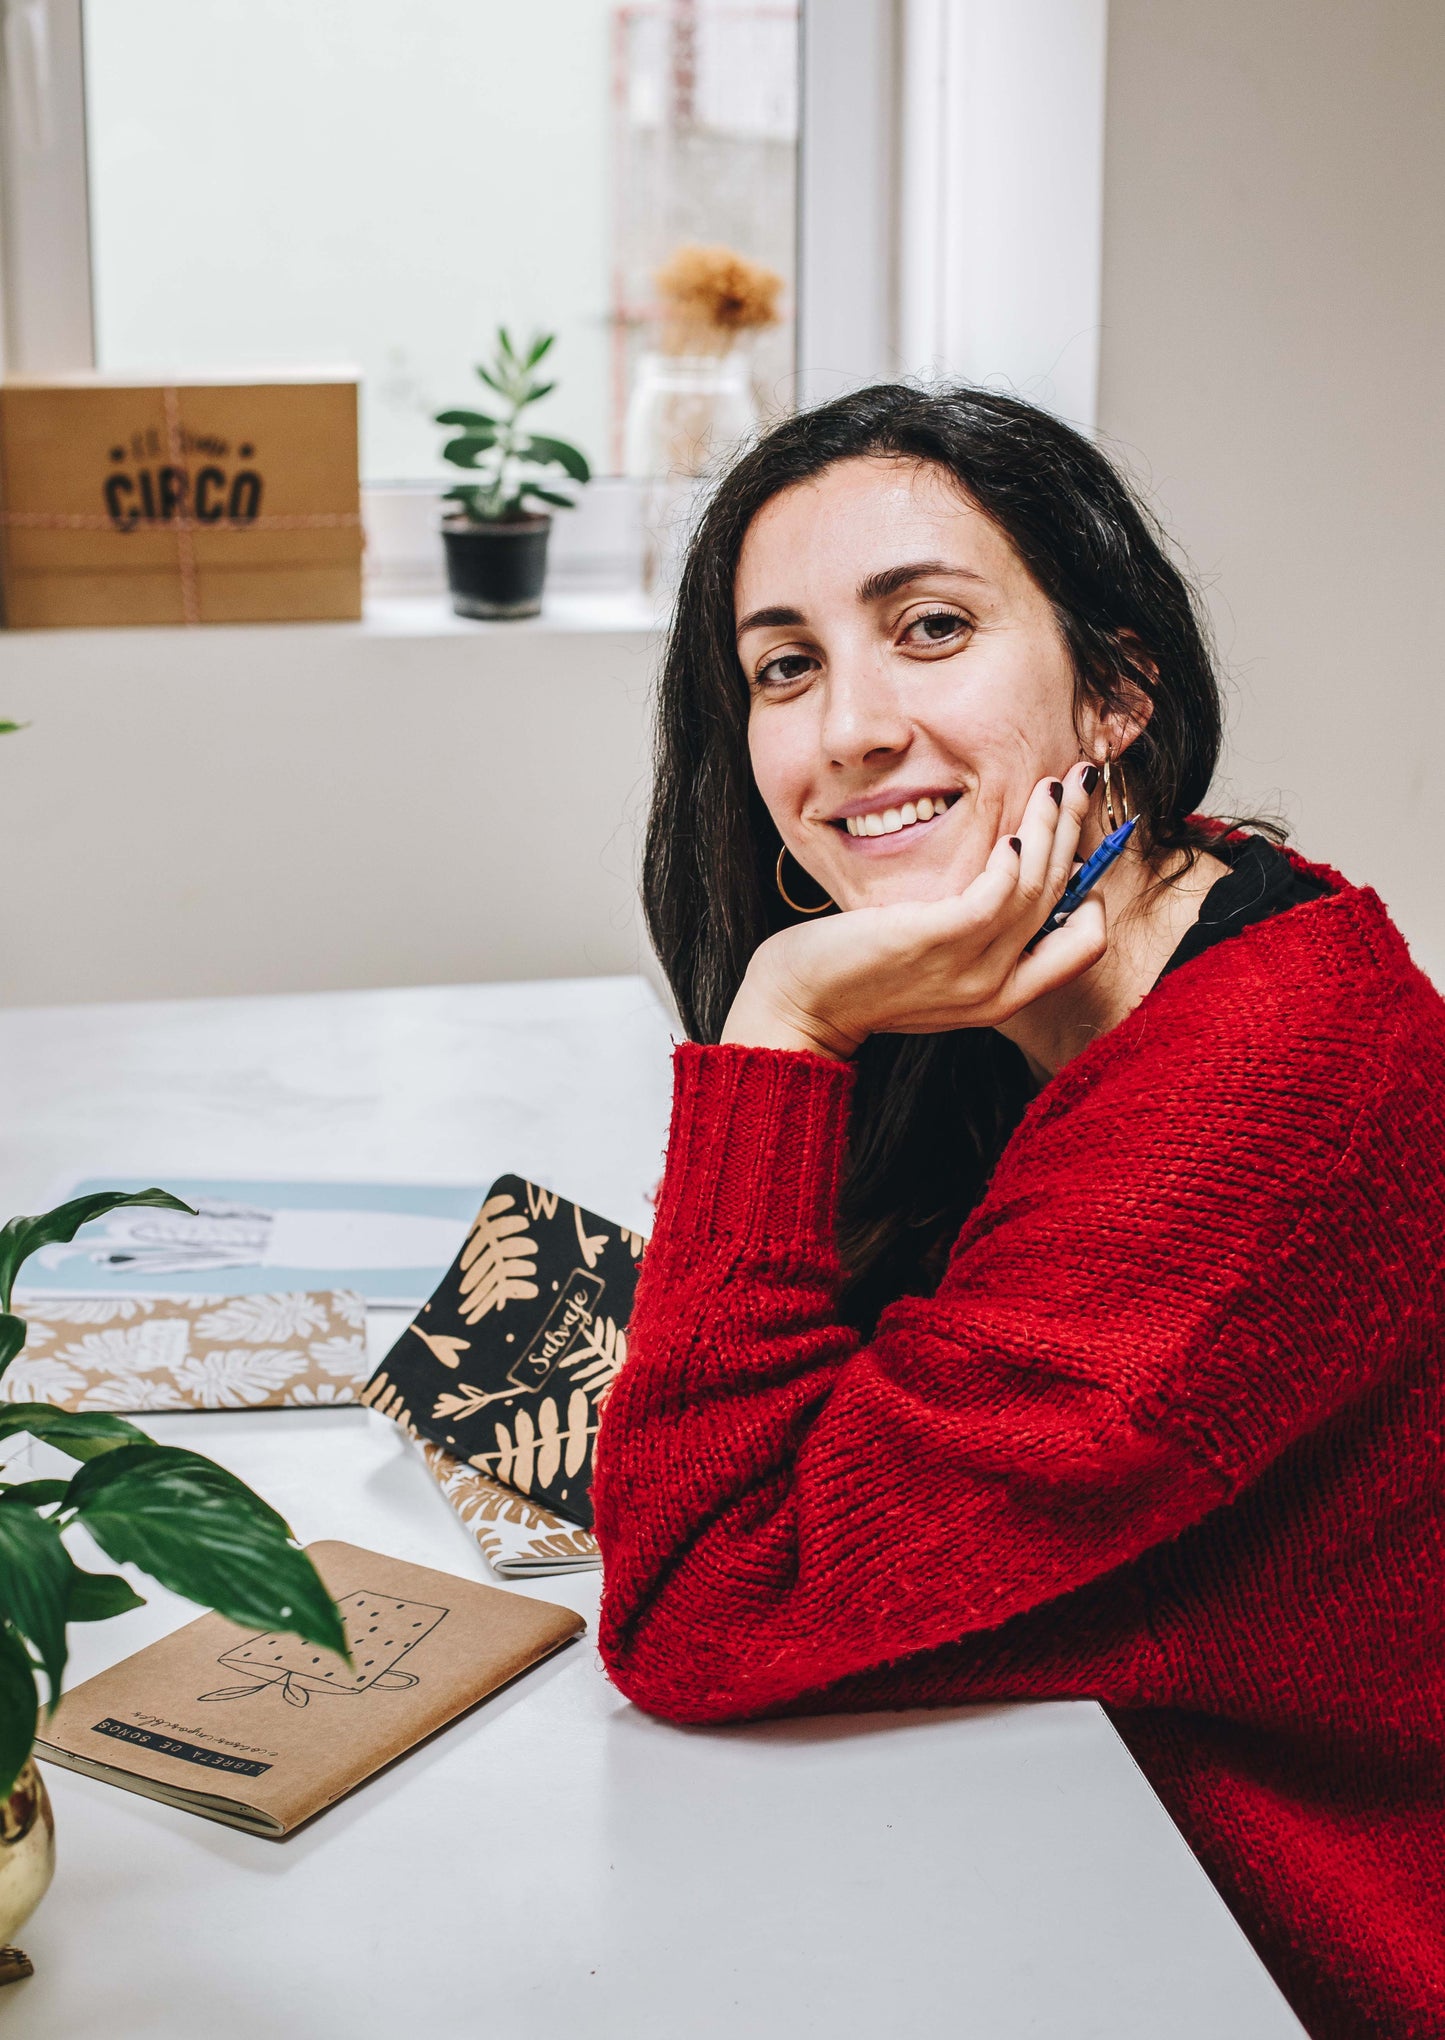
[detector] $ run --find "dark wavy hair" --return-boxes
[644,383,1235,1327]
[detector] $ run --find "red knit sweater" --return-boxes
[594,861,1445,2040]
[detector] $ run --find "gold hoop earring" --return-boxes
[776,847,833,916]
[1102,755,1132,832]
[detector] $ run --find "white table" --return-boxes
[0,977,1305,2039]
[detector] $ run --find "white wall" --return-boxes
[1098,0,1445,978]
[1,614,657,1006]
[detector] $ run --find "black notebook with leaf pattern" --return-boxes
[361,1176,645,1529]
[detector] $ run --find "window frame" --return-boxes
[0,3,1103,588]
[0,0,893,594]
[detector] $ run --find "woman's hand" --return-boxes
[721,763,1107,1060]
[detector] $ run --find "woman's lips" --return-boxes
[829,801,957,856]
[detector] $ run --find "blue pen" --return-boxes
[1027,815,1138,949]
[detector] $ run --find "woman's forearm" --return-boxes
[593,1042,1249,1726]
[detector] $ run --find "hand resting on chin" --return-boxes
[721,761,1106,1062]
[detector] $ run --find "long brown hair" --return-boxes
[644,384,1233,1326]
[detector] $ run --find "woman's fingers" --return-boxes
[1041,762,1095,907]
[1011,775,1068,910]
[1007,766,1093,928]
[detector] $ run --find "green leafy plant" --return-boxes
[437,328,591,524]
[0,1189,347,1797]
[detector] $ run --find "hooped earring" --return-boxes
[776,846,833,916]
[1101,754,1132,832]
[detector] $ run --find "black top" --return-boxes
[1155,834,1332,986]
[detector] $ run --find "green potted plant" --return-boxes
[0,1189,345,1978]
[436,328,591,620]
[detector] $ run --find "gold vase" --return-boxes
[0,1761,55,1983]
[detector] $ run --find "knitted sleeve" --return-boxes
[593,1024,1402,1726]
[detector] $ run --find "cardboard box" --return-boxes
[0,371,363,628]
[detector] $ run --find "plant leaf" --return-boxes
[0,1404,147,1462]
[0,721,26,736]
[498,325,515,361]
[474,364,505,396]
[0,1314,26,1375]
[0,1481,68,1507]
[0,1189,195,1314]
[523,379,557,406]
[521,435,590,483]
[66,1564,145,1623]
[525,333,555,367]
[69,1445,348,1659]
[0,1623,37,1799]
[0,1505,71,1705]
[434,408,498,429]
[521,487,575,511]
[441,430,497,469]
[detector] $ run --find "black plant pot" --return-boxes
[442,515,552,619]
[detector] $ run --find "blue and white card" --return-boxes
[16,1178,485,1307]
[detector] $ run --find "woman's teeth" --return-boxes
[843,793,956,838]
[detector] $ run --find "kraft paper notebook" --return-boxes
[7,1290,368,1412]
[36,1541,583,1836]
[362,1174,647,1530]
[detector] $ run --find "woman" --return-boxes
[592,385,1445,2039]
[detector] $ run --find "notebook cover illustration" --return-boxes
[200,1591,448,1707]
[417,1440,600,1578]
[6,1290,367,1413]
[361,1176,646,1530]
[36,1541,584,1837]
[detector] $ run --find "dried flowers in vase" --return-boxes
[653,243,784,359]
[625,244,784,490]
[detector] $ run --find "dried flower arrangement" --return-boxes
[655,243,784,356]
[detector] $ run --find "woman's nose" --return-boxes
[818,655,912,768]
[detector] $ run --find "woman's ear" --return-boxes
[1088,632,1156,760]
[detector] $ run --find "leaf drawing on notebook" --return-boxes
[527,1530,601,1563]
[457,1194,539,1323]
[573,1204,608,1269]
[0,1355,87,1404]
[78,1374,190,1413]
[431,1380,514,1423]
[470,1391,597,1494]
[308,1332,369,1379]
[423,1446,556,1530]
[563,1315,626,1400]
[359,1370,418,1437]
[618,1227,646,1260]
[411,1325,471,1372]
[193,1292,331,1344]
[171,1346,299,1409]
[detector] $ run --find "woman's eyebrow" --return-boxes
[857,560,988,603]
[736,602,806,636]
[735,562,987,638]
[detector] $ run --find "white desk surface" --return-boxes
[0,977,1304,2039]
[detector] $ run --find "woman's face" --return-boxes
[736,455,1119,911]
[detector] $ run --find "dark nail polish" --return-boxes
[1008,836,1022,854]
[1049,780,1064,806]
[1082,763,1101,794]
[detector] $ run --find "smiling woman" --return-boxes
[594,385,1445,2040]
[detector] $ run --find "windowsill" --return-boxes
[0,584,663,643]
[362,586,661,637]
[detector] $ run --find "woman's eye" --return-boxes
[756,651,818,688]
[902,610,970,647]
